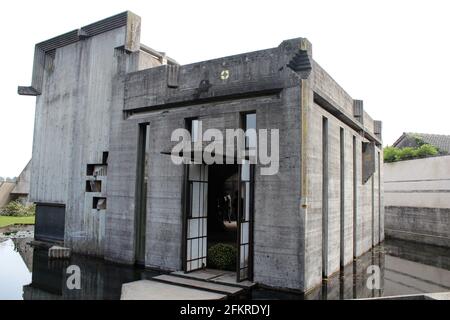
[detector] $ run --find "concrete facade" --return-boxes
[20,11,383,292]
[384,155,450,248]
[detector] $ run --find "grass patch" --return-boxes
[0,216,35,228]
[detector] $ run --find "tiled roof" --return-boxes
[397,132,450,153]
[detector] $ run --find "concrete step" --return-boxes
[121,280,227,300]
[153,274,243,296]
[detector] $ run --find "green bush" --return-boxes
[397,147,416,160]
[383,144,440,163]
[415,144,438,158]
[383,146,399,163]
[0,201,36,217]
[207,243,237,271]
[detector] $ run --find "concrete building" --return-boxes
[19,11,383,292]
[384,155,450,248]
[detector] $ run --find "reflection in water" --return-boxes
[23,248,160,300]
[382,238,450,297]
[250,239,450,300]
[0,236,449,300]
[0,239,32,300]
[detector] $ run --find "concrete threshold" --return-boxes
[171,269,256,289]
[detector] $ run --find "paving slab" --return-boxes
[120,280,226,300]
[154,274,243,295]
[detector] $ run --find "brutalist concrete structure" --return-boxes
[19,11,383,292]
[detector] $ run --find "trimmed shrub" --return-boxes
[0,201,36,217]
[207,243,237,271]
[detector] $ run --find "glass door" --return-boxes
[185,164,208,272]
[237,160,254,281]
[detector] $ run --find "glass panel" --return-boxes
[188,219,199,239]
[241,161,250,181]
[191,119,200,142]
[240,245,245,269]
[198,183,203,217]
[191,182,200,217]
[202,218,207,237]
[202,237,207,257]
[199,233,203,261]
[245,113,257,150]
[187,240,191,260]
[191,238,199,260]
[241,222,249,244]
[245,182,250,220]
[246,113,256,130]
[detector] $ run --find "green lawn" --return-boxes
[0,216,35,228]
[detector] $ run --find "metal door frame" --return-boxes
[182,163,208,273]
[236,162,255,282]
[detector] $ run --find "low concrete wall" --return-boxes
[384,156,450,247]
[385,206,450,247]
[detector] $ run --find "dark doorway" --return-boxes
[207,164,239,256]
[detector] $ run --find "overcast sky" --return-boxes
[0,0,449,177]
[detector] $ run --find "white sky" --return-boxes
[1,0,449,177]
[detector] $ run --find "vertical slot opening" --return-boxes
[135,122,150,265]
[353,136,357,259]
[322,117,329,278]
[340,127,345,268]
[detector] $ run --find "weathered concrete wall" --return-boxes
[104,48,166,263]
[385,206,450,247]
[384,155,450,247]
[63,27,129,256]
[0,182,15,208]
[384,155,450,208]
[25,12,165,257]
[303,62,383,291]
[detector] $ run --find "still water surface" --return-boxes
[1,235,449,300]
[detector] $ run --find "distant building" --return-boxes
[393,132,450,154]
[0,160,31,208]
[19,12,383,292]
